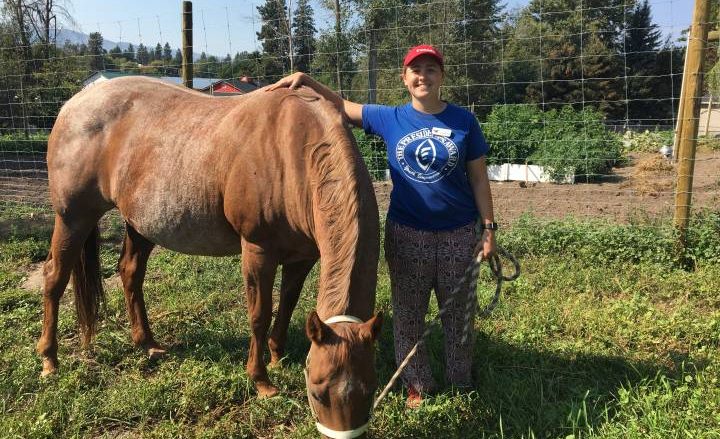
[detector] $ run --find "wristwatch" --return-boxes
[481,222,499,231]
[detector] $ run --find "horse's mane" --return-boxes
[293,93,374,318]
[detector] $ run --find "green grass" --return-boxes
[1,209,718,438]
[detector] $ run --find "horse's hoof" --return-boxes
[40,358,57,378]
[256,382,280,398]
[147,346,167,360]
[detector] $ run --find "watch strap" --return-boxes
[481,222,499,231]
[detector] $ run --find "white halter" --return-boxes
[304,315,371,439]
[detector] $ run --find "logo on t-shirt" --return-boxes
[395,128,458,183]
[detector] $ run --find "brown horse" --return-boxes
[38,76,381,437]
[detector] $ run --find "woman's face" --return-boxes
[402,55,444,102]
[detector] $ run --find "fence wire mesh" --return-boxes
[0,0,718,225]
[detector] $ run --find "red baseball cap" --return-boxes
[403,44,444,67]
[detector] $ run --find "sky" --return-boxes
[65,0,696,57]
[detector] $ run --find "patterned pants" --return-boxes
[384,219,478,392]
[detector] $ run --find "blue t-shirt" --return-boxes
[362,103,489,231]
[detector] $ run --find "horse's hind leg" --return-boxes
[241,239,279,398]
[37,214,99,376]
[268,259,316,366]
[118,224,165,359]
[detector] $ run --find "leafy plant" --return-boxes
[353,129,387,180]
[622,129,674,153]
[481,104,542,164]
[0,132,49,153]
[482,104,624,181]
[698,135,720,151]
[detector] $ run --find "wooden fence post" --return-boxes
[182,1,193,89]
[673,0,710,256]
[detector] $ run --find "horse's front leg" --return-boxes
[268,259,317,366]
[241,239,279,397]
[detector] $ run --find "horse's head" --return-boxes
[304,310,383,439]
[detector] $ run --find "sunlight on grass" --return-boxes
[1,210,718,438]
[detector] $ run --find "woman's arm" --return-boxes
[467,157,497,261]
[267,72,364,127]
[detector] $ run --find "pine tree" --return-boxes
[515,0,631,121]
[163,43,172,62]
[87,32,105,72]
[154,43,163,62]
[126,43,136,61]
[198,52,208,78]
[625,0,663,124]
[257,0,291,79]
[292,0,315,73]
[136,43,149,65]
[448,0,503,114]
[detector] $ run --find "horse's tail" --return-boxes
[71,224,105,347]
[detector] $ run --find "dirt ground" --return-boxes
[374,151,720,224]
[1,151,719,230]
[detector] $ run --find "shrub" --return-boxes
[622,129,674,153]
[483,104,624,181]
[353,129,387,180]
[530,106,624,180]
[0,132,49,154]
[481,104,542,165]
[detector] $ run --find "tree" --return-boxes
[309,0,359,99]
[162,42,172,62]
[87,32,104,72]
[3,0,75,59]
[0,5,87,134]
[508,0,633,121]
[624,0,664,124]
[257,0,291,79]
[206,55,220,78]
[312,31,355,96]
[292,0,316,73]
[125,43,136,61]
[198,51,208,77]
[2,0,34,74]
[136,43,149,65]
[174,48,182,63]
[447,0,503,115]
[154,43,162,62]
[225,50,265,80]
[352,0,396,103]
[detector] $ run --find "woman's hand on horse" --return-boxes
[268,72,307,91]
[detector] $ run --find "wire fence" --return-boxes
[0,0,718,225]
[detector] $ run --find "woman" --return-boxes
[269,44,497,408]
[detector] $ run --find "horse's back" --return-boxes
[47,77,359,258]
[48,77,245,254]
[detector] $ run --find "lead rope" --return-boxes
[372,245,520,410]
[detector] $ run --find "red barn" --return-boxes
[202,77,260,96]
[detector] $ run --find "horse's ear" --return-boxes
[361,312,383,342]
[306,310,330,344]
